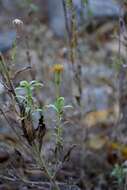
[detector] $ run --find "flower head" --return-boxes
[52,64,64,73]
[51,64,64,86]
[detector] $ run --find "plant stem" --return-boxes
[56,113,63,147]
[32,143,60,190]
[56,82,60,99]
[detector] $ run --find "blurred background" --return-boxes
[0,0,122,126]
[0,0,127,189]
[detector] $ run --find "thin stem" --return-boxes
[56,82,60,99]
[25,35,35,80]
[0,54,33,154]
[56,113,63,147]
[0,54,21,107]
[32,143,60,190]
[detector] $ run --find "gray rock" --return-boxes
[47,0,121,37]
[0,31,16,53]
[76,0,121,20]
[1,0,22,12]
[82,86,112,112]
[47,0,66,37]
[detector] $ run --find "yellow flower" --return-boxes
[52,64,64,73]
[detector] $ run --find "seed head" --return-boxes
[13,19,23,26]
[12,19,24,35]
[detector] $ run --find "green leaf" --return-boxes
[32,82,43,88]
[46,104,58,113]
[25,106,31,114]
[30,3,39,12]
[63,105,73,109]
[15,87,24,91]
[20,80,29,87]
[111,164,125,185]
[29,80,38,85]
[34,108,43,114]
[30,80,43,89]
[55,97,65,112]
[16,95,25,101]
